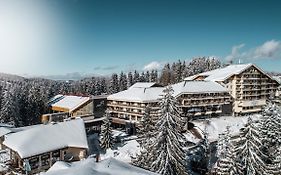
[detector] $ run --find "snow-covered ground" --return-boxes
[101,140,140,163]
[193,114,261,142]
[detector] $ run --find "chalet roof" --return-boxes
[273,76,281,85]
[185,63,254,81]
[129,82,162,89]
[0,124,41,137]
[107,82,164,103]
[108,81,230,102]
[172,81,229,97]
[49,95,91,112]
[3,119,88,158]
[45,157,159,175]
[188,63,275,82]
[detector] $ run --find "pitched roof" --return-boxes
[45,157,159,175]
[107,83,164,102]
[129,82,162,89]
[0,124,41,137]
[49,95,91,112]
[3,119,88,158]
[172,81,229,97]
[185,63,253,81]
[273,76,281,85]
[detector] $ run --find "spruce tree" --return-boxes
[138,105,156,146]
[100,111,114,150]
[216,144,241,175]
[119,71,128,91]
[136,86,187,175]
[127,71,134,87]
[109,73,119,94]
[150,70,158,82]
[216,127,241,175]
[233,117,268,175]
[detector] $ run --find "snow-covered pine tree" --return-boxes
[127,71,134,87]
[139,72,146,82]
[216,126,231,160]
[138,105,156,146]
[133,105,155,168]
[150,70,158,82]
[109,73,119,94]
[100,111,114,150]
[216,126,241,175]
[145,71,150,82]
[216,143,241,175]
[266,148,281,175]
[141,86,187,175]
[233,117,268,175]
[119,71,128,91]
[260,103,281,153]
[133,70,140,83]
[160,63,171,86]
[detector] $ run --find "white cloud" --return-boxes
[143,61,162,71]
[225,40,281,62]
[253,40,281,59]
[225,44,245,61]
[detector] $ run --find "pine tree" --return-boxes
[139,72,146,82]
[160,63,171,86]
[150,70,158,82]
[216,144,241,175]
[259,102,281,173]
[260,103,281,150]
[100,111,114,150]
[138,105,156,146]
[133,70,140,83]
[216,127,240,175]
[119,71,128,91]
[109,73,119,94]
[145,71,150,82]
[0,87,17,125]
[136,86,187,175]
[233,117,268,175]
[127,71,134,87]
[216,126,231,159]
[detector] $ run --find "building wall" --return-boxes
[107,100,160,125]
[108,92,232,124]
[218,65,279,114]
[71,101,94,117]
[10,147,87,175]
[177,92,232,118]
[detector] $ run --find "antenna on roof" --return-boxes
[144,88,147,93]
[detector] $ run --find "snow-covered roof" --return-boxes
[0,124,41,137]
[273,76,281,85]
[108,81,230,102]
[129,82,162,89]
[50,95,91,112]
[44,157,159,175]
[185,63,255,81]
[108,83,164,103]
[3,119,88,158]
[172,81,229,97]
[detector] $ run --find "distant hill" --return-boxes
[0,72,25,81]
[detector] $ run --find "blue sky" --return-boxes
[0,0,281,77]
